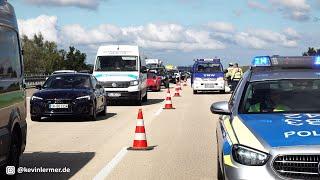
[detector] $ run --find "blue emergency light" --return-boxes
[252,56,271,67]
[314,56,320,65]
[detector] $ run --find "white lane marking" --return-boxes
[155,107,163,116]
[93,147,128,180]
[94,99,164,179]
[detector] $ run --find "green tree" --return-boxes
[64,46,87,71]
[22,33,89,74]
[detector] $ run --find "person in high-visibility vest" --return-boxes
[248,90,291,113]
[230,63,243,91]
[225,63,234,85]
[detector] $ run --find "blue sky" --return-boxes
[11,0,320,66]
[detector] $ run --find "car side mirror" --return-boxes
[141,66,147,73]
[210,101,230,115]
[35,85,42,90]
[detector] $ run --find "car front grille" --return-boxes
[102,81,130,88]
[273,155,320,179]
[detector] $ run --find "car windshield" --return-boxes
[239,79,320,114]
[196,64,222,73]
[43,75,91,89]
[147,73,157,78]
[95,56,138,71]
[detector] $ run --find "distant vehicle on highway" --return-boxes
[0,1,27,173]
[191,58,225,94]
[52,70,77,75]
[167,69,180,83]
[30,73,107,121]
[147,72,161,91]
[93,45,148,105]
[212,56,320,180]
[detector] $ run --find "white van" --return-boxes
[93,45,148,105]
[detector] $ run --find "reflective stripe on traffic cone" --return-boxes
[163,89,175,109]
[174,84,181,97]
[128,109,154,151]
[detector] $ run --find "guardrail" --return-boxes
[24,74,49,88]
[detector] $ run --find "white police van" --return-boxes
[93,45,148,105]
[191,58,225,94]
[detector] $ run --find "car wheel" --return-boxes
[89,103,97,121]
[6,130,21,175]
[217,154,224,180]
[193,90,198,94]
[31,115,41,121]
[219,90,225,94]
[99,105,107,116]
[142,91,148,102]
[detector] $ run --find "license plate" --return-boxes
[49,104,68,109]
[205,84,215,88]
[108,93,121,97]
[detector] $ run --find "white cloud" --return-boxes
[18,15,59,42]
[207,22,236,33]
[247,1,270,12]
[61,23,226,51]
[270,0,311,21]
[24,0,101,9]
[283,27,300,39]
[18,15,301,53]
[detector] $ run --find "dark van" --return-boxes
[0,0,27,173]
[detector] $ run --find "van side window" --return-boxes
[0,26,21,79]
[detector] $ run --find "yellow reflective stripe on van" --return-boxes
[222,116,238,144]
[0,90,24,109]
[232,116,267,152]
[223,155,238,168]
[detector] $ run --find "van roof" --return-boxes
[0,1,18,31]
[97,45,139,56]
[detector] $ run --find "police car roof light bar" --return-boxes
[194,58,221,64]
[252,56,271,67]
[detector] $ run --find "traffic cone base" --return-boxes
[127,146,154,151]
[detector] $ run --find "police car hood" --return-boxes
[238,114,320,148]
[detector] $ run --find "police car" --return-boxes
[211,55,320,180]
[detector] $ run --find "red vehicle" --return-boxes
[147,72,161,91]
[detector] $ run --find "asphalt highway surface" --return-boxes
[19,84,229,180]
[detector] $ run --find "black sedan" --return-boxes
[30,73,107,121]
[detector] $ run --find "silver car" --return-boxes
[211,56,320,180]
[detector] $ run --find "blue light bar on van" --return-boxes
[195,58,221,64]
[314,56,320,65]
[252,56,271,67]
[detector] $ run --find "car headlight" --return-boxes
[31,96,43,101]
[130,80,139,86]
[76,95,91,100]
[232,145,269,166]
[217,77,224,81]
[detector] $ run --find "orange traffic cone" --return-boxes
[128,109,154,151]
[174,84,181,97]
[163,89,175,109]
